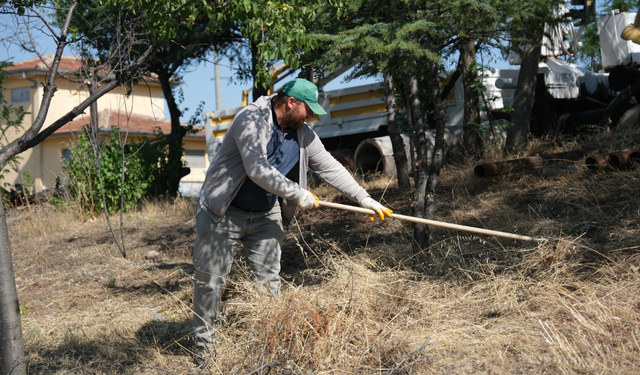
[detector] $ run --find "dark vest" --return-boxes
[231,103,300,211]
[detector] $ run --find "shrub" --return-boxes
[63,127,171,214]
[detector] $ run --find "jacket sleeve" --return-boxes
[305,130,370,203]
[230,108,306,203]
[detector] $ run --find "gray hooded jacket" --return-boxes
[199,94,370,225]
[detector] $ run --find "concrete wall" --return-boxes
[182,137,209,183]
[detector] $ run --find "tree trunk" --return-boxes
[423,63,448,245]
[0,40,153,375]
[0,204,25,375]
[251,42,269,102]
[384,73,411,189]
[158,67,185,198]
[408,66,429,248]
[507,42,541,152]
[88,74,127,258]
[461,39,482,159]
[404,91,416,183]
[89,69,99,145]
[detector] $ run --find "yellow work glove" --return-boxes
[359,197,393,221]
[297,190,319,209]
[622,24,640,45]
[622,10,640,44]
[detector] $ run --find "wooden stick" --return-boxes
[318,201,545,243]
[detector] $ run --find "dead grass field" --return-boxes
[10,128,640,374]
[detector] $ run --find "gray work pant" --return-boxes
[192,203,285,347]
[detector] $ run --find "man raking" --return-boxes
[192,78,392,365]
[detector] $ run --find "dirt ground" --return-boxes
[8,132,640,374]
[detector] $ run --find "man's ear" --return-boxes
[286,97,297,110]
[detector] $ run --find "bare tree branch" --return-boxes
[0,43,155,165]
[28,5,61,40]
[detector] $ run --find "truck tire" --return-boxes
[354,135,411,177]
[616,103,640,130]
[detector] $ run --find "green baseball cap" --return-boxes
[282,78,327,115]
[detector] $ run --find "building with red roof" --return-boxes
[2,55,207,195]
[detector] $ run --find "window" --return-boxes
[184,150,205,169]
[62,149,72,163]
[11,87,30,103]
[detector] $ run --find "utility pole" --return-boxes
[213,52,223,111]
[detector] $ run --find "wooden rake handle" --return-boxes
[317,201,545,243]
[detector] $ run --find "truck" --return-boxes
[200,5,638,180]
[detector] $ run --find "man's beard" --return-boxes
[279,109,304,132]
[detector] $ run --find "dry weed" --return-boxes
[9,126,640,374]
[312,173,398,202]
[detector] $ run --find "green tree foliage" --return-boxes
[51,0,330,95]
[306,0,566,245]
[306,0,472,246]
[503,0,566,151]
[1,2,340,371]
[104,0,329,86]
[53,0,331,196]
[579,23,603,71]
[53,0,241,197]
[603,0,638,12]
[63,128,167,214]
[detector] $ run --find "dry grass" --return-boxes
[10,126,640,374]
